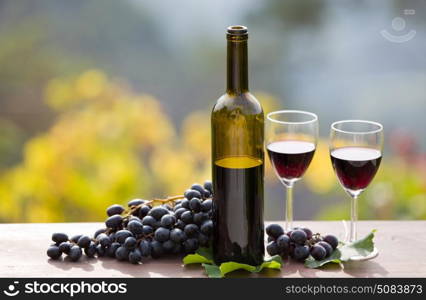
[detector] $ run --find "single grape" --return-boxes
[108,232,116,241]
[266,224,284,239]
[70,234,82,243]
[93,228,106,238]
[290,230,307,245]
[97,234,112,248]
[105,214,123,229]
[154,227,170,242]
[193,212,208,225]
[148,206,169,220]
[323,235,339,249]
[172,243,182,254]
[139,240,151,257]
[124,237,137,250]
[293,245,310,261]
[115,246,130,261]
[77,235,91,249]
[201,199,212,212]
[68,245,82,262]
[84,242,97,258]
[198,233,209,247]
[106,204,125,216]
[138,205,151,219]
[52,233,68,244]
[190,183,205,194]
[180,199,190,209]
[127,199,145,207]
[184,224,199,238]
[174,204,182,211]
[127,220,144,235]
[107,242,121,258]
[58,242,71,254]
[175,219,186,230]
[183,238,199,253]
[189,198,202,212]
[150,241,164,258]
[162,240,176,253]
[160,214,176,228]
[200,220,213,236]
[180,211,193,224]
[142,215,157,227]
[95,244,105,257]
[184,189,202,201]
[266,241,279,256]
[47,245,62,260]
[203,180,213,193]
[128,249,142,264]
[302,228,313,240]
[310,244,327,261]
[276,234,290,253]
[115,230,133,244]
[170,228,186,243]
[142,225,153,236]
[201,189,211,199]
[317,241,333,257]
[174,208,187,219]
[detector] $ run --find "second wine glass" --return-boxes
[266,110,318,231]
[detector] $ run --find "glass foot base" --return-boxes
[349,247,379,261]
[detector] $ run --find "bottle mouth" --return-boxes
[227,25,248,40]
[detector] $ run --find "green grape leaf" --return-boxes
[305,230,377,269]
[183,247,283,278]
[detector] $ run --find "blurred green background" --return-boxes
[0,0,425,222]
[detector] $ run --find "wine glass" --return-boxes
[266,110,318,231]
[330,120,383,260]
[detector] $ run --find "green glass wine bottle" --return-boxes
[211,25,264,266]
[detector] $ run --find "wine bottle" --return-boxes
[211,25,264,266]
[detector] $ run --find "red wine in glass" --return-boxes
[330,147,382,191]
[267,140,316,181]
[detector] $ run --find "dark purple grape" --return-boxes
[58,242,71,254]
[180,199,190,209]
[193,212,208,225]
[160,214,176,228]
[93,228,106,238]
[148,207,169,220]
[176,219,186,230]
[200,220,213,236]
[184,224,199,238]
[189,198,202,212]
[290,230,307,245]
[175,208,187,219]
[77,235,91,249]
[162,240,176,253]
[127,199,145,207]
[70,235,82,243]
[115,230,133,244]
[276,234,290,253]
[180,211,193,224]
[183,238,199,253]
[142,215,157,227]
[127,220,144,235]
[97,234,112,248]
[293,245,310,261]
[142,225,153,236]
[68,245,82,261]
[266,241,280,256]
[317,241,333,257]
[96,244,106,257]
[201,199,212,212]
[138,205,151,219]
[310,244,327,260]
[198,233,209,247]
[106,204,125,216]
[115,246,130,261]
[154,227,170,242]
[124,237,137,250]
[302,228,313,240]
[139,240,151,257]
[184,189,202,201]
[47,245,62,259]
[150,241,164,258]
[52,233,68,244]
[128,249,142,264]
[170,228,186,243]
[107,242,121,258]
[84,242,97,258]
[323,235,339,249]
[105,214,123,229]
[266,224,284,239]
[203,180,213,193]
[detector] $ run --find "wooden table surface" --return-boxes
[0,221,425,278]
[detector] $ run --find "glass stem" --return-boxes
[285,184,293,231]
[349,195,358,242]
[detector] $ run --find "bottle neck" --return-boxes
[226,39,248,94]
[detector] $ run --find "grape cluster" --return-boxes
[265,224,338,262]
[47,181,214,264]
